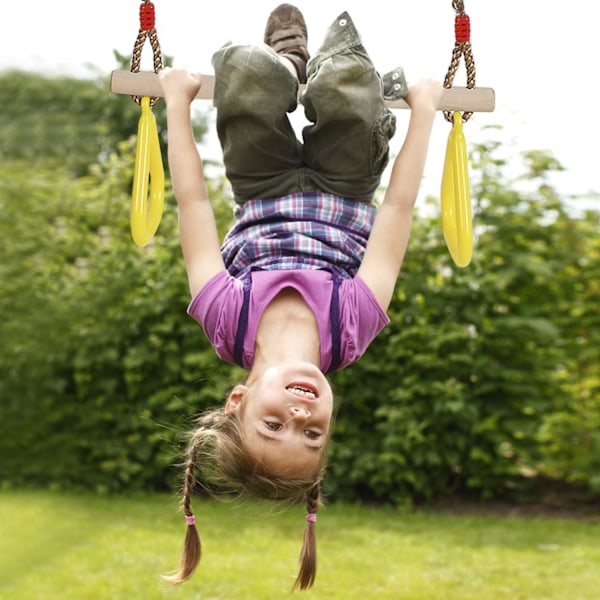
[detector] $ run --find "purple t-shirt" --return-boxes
[187,269,389,373]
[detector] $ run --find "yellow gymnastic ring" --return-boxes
[131,96,165,247]
[441,111,472,267]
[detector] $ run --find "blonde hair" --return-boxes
[163,407,327,590]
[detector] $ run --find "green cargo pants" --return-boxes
[211,11,406,205]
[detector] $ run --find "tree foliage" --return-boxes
[0,71,598,501]
[0,59,206,177]
[327,138,600,502]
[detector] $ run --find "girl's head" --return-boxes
[227,361,334,479]
[164,361,334,591]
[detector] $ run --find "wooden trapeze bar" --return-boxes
[110,70,496,112]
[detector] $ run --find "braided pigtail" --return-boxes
[162,425,207,585]
[162,401,330,589]
[292,482,322,591]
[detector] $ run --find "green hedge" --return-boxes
[1,73,598,500]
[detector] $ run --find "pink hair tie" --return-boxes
[185,515,196,526]
[306,513,317,523]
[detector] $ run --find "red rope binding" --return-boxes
[455,15,470,43]
[139,2,156,31]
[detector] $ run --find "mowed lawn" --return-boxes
[0,491,598,599]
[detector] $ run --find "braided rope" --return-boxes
[130,1,163,106]
[452,0,465,13]
[443,2,476,122]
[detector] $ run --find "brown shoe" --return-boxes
[264,4,309,83]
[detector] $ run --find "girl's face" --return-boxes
[226,362,334,477]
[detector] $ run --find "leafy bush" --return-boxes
[1,71,599,502]
[326,143,600,502]
[0,149,241,492]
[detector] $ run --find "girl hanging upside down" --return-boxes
[159,3,442,591]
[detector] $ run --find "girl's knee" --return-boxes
[213,44,293,85]
[303,51,384,124]
[213,43,298,113]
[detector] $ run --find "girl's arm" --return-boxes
[158,68,226,297]
[357,80,443,311]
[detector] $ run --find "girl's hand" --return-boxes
[158,68,203,105]
[405,79,443,113]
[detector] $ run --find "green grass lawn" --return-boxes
[0,491,598,599]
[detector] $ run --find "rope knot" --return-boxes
[139,2,156,31]
[455,15,470,43]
